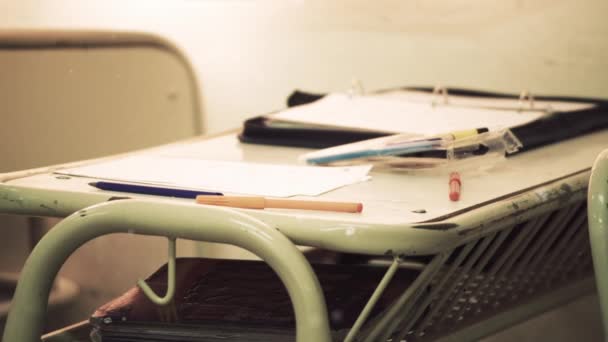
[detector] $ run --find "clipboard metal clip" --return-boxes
[519,90,556,114]
[432,85,449,107]
[518,90,535,112]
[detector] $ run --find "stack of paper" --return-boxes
[57,155,372,198]
[269,92,592,135]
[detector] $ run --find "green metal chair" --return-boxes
[0,29,204,334]
[589,148,608,340]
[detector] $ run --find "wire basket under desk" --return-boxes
[367,200,592,342]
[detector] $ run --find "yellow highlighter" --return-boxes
[449,127,489,140]
[386,127,489,146]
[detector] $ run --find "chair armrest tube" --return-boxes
[2,199,331,342]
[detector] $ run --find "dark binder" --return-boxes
[239,87,608,153]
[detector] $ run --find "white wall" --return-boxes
[1,0,606,134]
[0,1,606,336]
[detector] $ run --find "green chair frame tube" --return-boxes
[2,199,332,342]
[589,149,608,339]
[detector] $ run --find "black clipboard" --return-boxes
[239,87,608,153]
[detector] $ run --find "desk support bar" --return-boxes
[362,252,449,342]
[2,199,331,342]
[344,256,401,342]
[589,149,608,338]
[137,237,177,306]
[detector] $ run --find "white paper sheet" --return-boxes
[56,155,372,197]
[270,93,551,135]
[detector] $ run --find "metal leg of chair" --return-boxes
[2,199,332,342]
[588,149,608,340]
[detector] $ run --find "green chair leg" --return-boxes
[589,149,608,339]
[2,199,331,342]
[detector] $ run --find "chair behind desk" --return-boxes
[589,149,608,341]
[0,29,203,333]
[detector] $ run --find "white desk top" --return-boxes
[1,130,604,255]
[4,130,607,226]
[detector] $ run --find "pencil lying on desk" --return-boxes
[195,195,363,213]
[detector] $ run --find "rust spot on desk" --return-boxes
[457,179,586,237]
[0,191,24,207]
[558,183,574,205]
[560,183,573,193]
[39,204,57,213]
[107,196,131,201]
[412,223,459,231]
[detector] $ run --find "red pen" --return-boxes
[449,172,461,201]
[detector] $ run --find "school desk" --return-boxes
[1,129,606,342]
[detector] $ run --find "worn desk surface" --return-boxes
[1,130,606,255]
[2,130,604,342]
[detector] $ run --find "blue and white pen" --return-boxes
[305,139,443,164]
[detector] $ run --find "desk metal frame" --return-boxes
[0,149,596,341]
[589,149,608,338]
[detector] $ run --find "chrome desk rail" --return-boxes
[589,149,608,339]
[1,199,332,342]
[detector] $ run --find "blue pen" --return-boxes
[306,140,443,164]
[89,181,223,199]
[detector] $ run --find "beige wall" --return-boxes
[1,0,606,134]
[0,0,606,336]
[0,32,203,330]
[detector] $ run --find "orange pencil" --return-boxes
[196,195,363,213]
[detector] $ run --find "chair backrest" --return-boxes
[589,148,608,339]
[0,30,203,173]
[0,30,204,330]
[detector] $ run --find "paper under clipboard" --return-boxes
[374,89,595,113]
[269,92,569,136]
[56,155,372,198]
